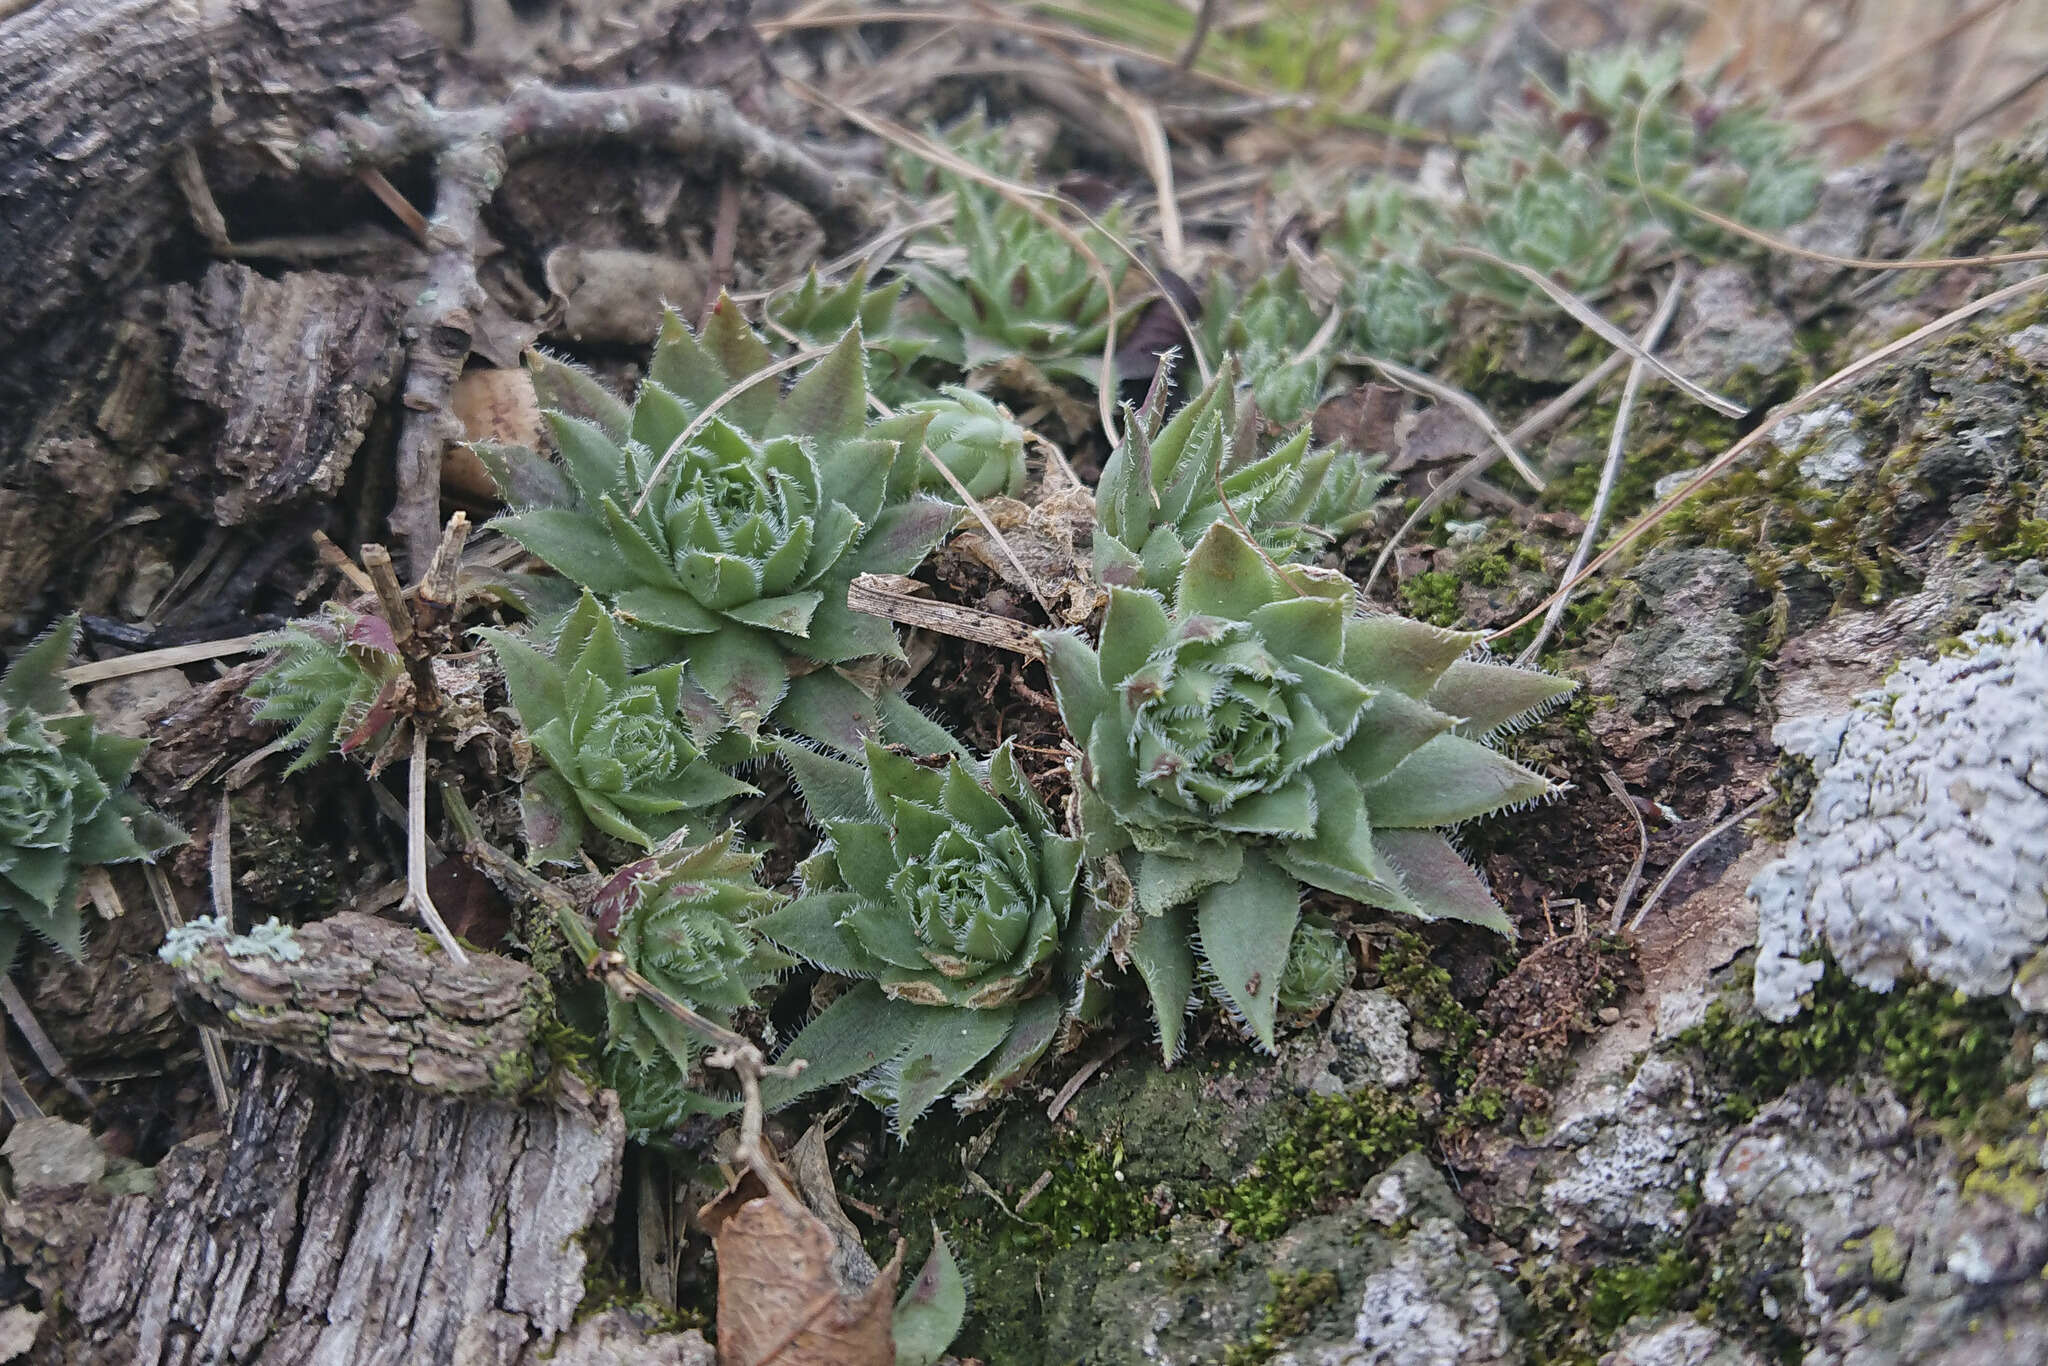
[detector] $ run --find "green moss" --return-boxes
[993,1129,1173,1256]
[1375,930,1485,1092]
[1220,1269,1343,1364]
[1206,1087,1427,1240]
[1962,1126,2048,1215]
[1399,571,1463,626]
[1682,960,2022,1125]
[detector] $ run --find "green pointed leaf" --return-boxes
[1340,615,1478,696]
[1132,845,1240,916]
[472,441,573,508]
[545,411,630,509]
[781,670,882,755]
[492,508,641,595]
[894,1230,968,1366]
[762,983,924,1109]
[1176,522,1290,621]
[1130,906,1196,1062]
[892,1005,1014,1131]
[801,590,905,665]
[1426,659,1577,737]
[699,296,781,431]
[612,585,722,636]
[757,891,882,975]
[520,768,589,865]
[1097,588,1172,688]
[879,691,970,758]
[1364,733,1551,826]
[773,325,869,446]
[1196,849,1300,1049]
[688,628,789,737]
[476,627,566,733]
[530,351,631,438]
[776,740,879,824]
[722,591,823,638]
[1037,628,1112,744]
[1337,688,1458,787]
[855,499,959,576]
[1,615,78,714]
[1373,829,1512,932]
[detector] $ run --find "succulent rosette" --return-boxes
[479,592,752,863]
[1095,363,1389,595]
[757,736,1111,1129]
[592,830,792,1138]
[483,301,959,752]
[903,387,1029,501]
[246,605,406,772]
[1,617,183,976]
[899,180,1130,388]
[1039,521,1573,1053]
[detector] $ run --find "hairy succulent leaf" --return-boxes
[759,736,1104,1129]
[1040,521,1572,1051]
[0,617,183,977]
[766,264,936,405]
[899,177,1132,389]
[596,829,791,1138]
[1324,48,1815,343]
[1094,362,1390,593]
[1199,264,1334,425]
[246,607,406,773]
[486,301,959,748]
[479,593,752,860]
[902,387,1029,500]
[1275,913,1350,1017]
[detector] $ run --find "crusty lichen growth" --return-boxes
[1750,590,2048,1020]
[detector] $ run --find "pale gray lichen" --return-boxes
[159,914,304,968]
[1750,591,2048,1021]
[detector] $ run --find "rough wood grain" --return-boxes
[169,912,547,1099]
[69,1048,622,1366]
[169,264,403,526]
[0,0,426,337]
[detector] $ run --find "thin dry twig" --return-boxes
[1628,797,1769,934]
[58,633,271,687]
[1442,246,1746,419]
[0,978,91,1109]
[1360,348,1631,598]
[142,863,234,1116]
[1517,268,1688,664]
[1642,183,2048,271]
[847,574,1045,658]
[754,5,1270,97]
[1357,353,1548,489]
[630,346,829,517]
[1489,269,2048,641]
[297,83,875,574]
[1601,771,1652,934]
[405,726,466,964]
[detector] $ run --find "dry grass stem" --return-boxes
[1518,268,1688,664]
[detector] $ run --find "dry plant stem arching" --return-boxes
[293,84,879,575]
[1516,267,1689,665]
[1490,270,2048,643]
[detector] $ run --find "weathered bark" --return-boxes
[0,0,427,337]
[66,1047,622,1366]
[0,0,430,630]
[169,912,548,1099]
[169,265,404,527]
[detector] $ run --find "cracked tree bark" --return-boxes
[52,912,626,1366]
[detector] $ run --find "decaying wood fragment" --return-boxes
[848,573,1047,659]
[167,911,546,1099]
[68,1047,621,1366]
[168,264,403,526]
